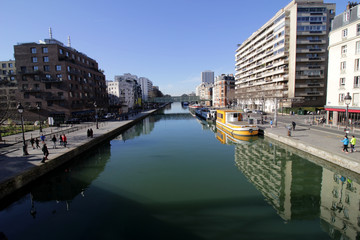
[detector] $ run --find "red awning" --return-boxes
[325,108,360,113]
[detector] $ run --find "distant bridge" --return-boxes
[148,96,205,103]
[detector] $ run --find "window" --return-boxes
[342,28,348,38]
[65,52,69,57]
[67,66,70,72]
[43,56,49,62]
[8,63,13,68]
[32,57,38,63]
[353,93,359,106]
[358,24,360,35]
[355,76,360,88]
[59,49,63,54]
[43,65,50,72]
[45,74,51,79]
[356,41,360,54]
[56,65,61,71]
[355,59,360,71]
[341,45,347,57]
[339,93,345,102]
[2,63,6,68]
[72,54,75,59]
[42,47,48,53]
[340,61,346,73]
[340,78,346,86]
[344,11,350,21]
[68,75,71,80]
[31,47,36,54]
[33,66,38,71]
[56,74,62,79]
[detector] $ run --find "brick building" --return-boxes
[14,38,108,122]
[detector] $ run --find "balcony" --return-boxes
[41,78,63,83]
[21,88,42,92]
[45,95,66,101]
[18,70,42,75]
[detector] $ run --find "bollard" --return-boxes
[287,128,291,137]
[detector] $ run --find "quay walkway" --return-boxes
[0,109,359,201]
[0,109,158,200]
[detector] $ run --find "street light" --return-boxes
[261,96,265,112]
[344,92,352,134]
[17,102,29,156]
[94,101,98,129]
[36,103,42,133]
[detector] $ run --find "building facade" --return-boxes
[114,74,142,109]
[201,70,214,84]
[196,82,213,106]
[212,74,235,108]
[14,38,108,122]
[0,60,17,111]
[235,0,335,112]
[138,77,153,101]
[325,4,360,126]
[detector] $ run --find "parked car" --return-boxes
[243,108,252,113]
[65,118,81,124]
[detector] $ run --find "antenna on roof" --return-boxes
[67,36,71,47]
[49,27,53,39]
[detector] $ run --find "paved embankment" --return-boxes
[0,108,160,200]
[260,122,360,175]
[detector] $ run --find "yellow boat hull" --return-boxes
[216,121,258,136]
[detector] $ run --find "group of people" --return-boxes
[29,134,68,163]
[341,135,357,153]
[87,128,94,138]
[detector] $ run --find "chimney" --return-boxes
[68,36,71,47]
[49,27,53,39]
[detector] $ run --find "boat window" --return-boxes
[217,113,223,119]
[234,113,238,117]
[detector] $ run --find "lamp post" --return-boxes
[17,102,29,156]
[36,103,42,133]
[261,96,265,112]
[94,102,98,129]
[344,92,352,135]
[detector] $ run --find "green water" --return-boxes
[0,103,359,240]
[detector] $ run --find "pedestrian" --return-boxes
[59,134,63,146]
[63,134,67,147]
[40,134,45,144]
[41,143,49,163]
[51,135,57,149]
[30,137,35,149]
[350,135,357,153]
[270,118,273,128]
[341,136,349,153]
[292,121,296,131]
[90,128,93,138]
[87,129,90,137]
[35,138,40,149]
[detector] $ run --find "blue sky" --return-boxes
[1,0,345,96]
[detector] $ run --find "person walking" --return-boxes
[341,136,349,154]
[270,118,273,128]
[41,143,49,163]
[59,134,63,146]
[51,135,57,149]
[63,134,67,147]
[35,138,40,149]
[30,137,35,149]
[350,135,357,153]
[292,121,296,131]
[40,134,45,144]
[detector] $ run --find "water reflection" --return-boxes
[215,126,258,145]
[28,142,111,215]
[231,137,360,239]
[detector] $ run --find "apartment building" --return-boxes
[196,82,213,106]
[201,70,214,84]
[0,60,17,110]
[138,77,153,101]
[325,3,360,125]
[213,74,235,108]
[235,0,335,112]
[14,38,108,122]
[114,74,142,109]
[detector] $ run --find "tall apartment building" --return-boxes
[196,82,213,106]
[106,80,122,105]
[201,70,214,84]
[0,60,17,110]
[138,77,153,101]
[14,38,108,122]
[235,0,335,112]
[212,74,235,108]
[325,3,360,125]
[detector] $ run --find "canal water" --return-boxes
[1,102,359,240]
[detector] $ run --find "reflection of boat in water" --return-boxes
[216,125,258,144]
[216,109,258,136]
[195,108,217,122]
